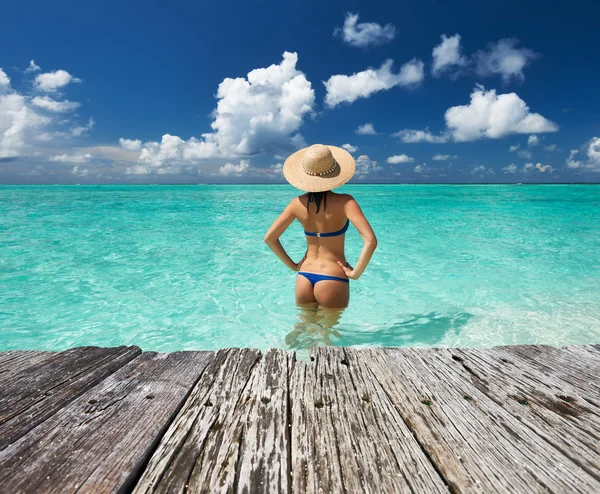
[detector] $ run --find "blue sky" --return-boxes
[1,0,599,184]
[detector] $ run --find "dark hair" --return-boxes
[306,191,329,213]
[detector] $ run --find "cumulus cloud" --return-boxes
[355,123,377,135]
[25,60,41,73]
[72,165,89,176]
[355,154,381,176]
[334,13,396,48]
[219,159,251,176]
[509,144,532,159]
[432,154,456,161]
[35,70,81,92]
[135,52,315,169]
[49,152,93,163]
[324,58,424,108]
[392,128,449,143]
[270,163,283,175]
[474,38,538,82]
[503,163,517,174]
[71,118,95,136]
[31,96,80,112]
[341,143,358,153]
[471,165,495,175]
[404,85,558,143]
[386,154,414,164]
[119,138,142,152]
[523,162,552,173]
[0,69,10,89]
[0,93,50,157]
[544,144,558,151]
[432,34,468,77]
[528,135,539,147]
[413,164,428,174]
[566,137,600,172]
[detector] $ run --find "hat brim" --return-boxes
[283,145,355,192]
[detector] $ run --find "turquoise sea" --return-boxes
[1,184,599,353]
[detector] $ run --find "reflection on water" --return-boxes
[285,305,345,352]
[286,308,474,354]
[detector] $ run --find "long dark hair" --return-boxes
[306,191,329,213]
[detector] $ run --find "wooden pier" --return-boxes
[1,344,600,493]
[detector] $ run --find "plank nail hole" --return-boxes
[145,394,155,400]
[340,358,349,366]
[210,422,222,431]
[510,394,528,406]
[463,395,474,402]
[44,391,53,396]
[556,394,576,403]
[451,355,463,362]
[261,397,270,405]
[314,399,325,409]
[500,358,510,363]
[310,356,315,362]
[88,399,97,405]
[204,401,213,407]
[362,394,371,404]
[421,399,432,407]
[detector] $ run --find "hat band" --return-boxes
[302,159,338,177]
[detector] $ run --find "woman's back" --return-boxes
[295,192,350,277]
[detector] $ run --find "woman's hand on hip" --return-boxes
[337,260,358,280]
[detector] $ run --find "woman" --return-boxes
[264,144,377,309]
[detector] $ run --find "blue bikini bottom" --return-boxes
[298,272,349,287]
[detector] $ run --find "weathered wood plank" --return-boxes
[361,347,600,493]
[0,346,141,449]
[0,351,212,493]
[132,348,262,493]
[495,345,600,406]
[0,350,56,378]
[288,349,344,493]
[439,347,600,480]
[290,347,446,493]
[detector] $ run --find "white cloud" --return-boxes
[503,163,517,174]
[0,93,50,157]
[432,154,456,161]
[544,144,558,151]
[219,159,251,176]
[49,152,93,163]
[0,69,10,89]
[355,123,377,135]
[474,38,538,82]
[35,70,81,92]
[355,154,381,176]
[566,138,600,172]
[335,13,396,48]
[341,143,358,153]
[270,162,283,175]
[432,34,467,77]
[471,165,495,175]
[528,135,539,147]
[71,117,95,136]
[524,162,552,173]
[444,85,557,142]
[126,164,152,175]
[413,164,427,174]
[119,138,142,152]
[72,165,89,176]
[25,60,41,73]
[386,154,414,164]
[135,52,315,168]
[393,128,449,143]
[31,96,80,112]
[324,58,424,108]
[508,144,532,158]
[509,144,519,152]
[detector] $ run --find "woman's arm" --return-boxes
[264,198,304,271]
[337,196,377,280]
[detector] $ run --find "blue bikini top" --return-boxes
[304,219,350,238]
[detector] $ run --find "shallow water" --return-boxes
[1,184,599,352]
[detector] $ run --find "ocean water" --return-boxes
[1,184,599,353]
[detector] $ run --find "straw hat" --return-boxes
[283,144,355,192]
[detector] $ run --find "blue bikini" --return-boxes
[298,219,350,286]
